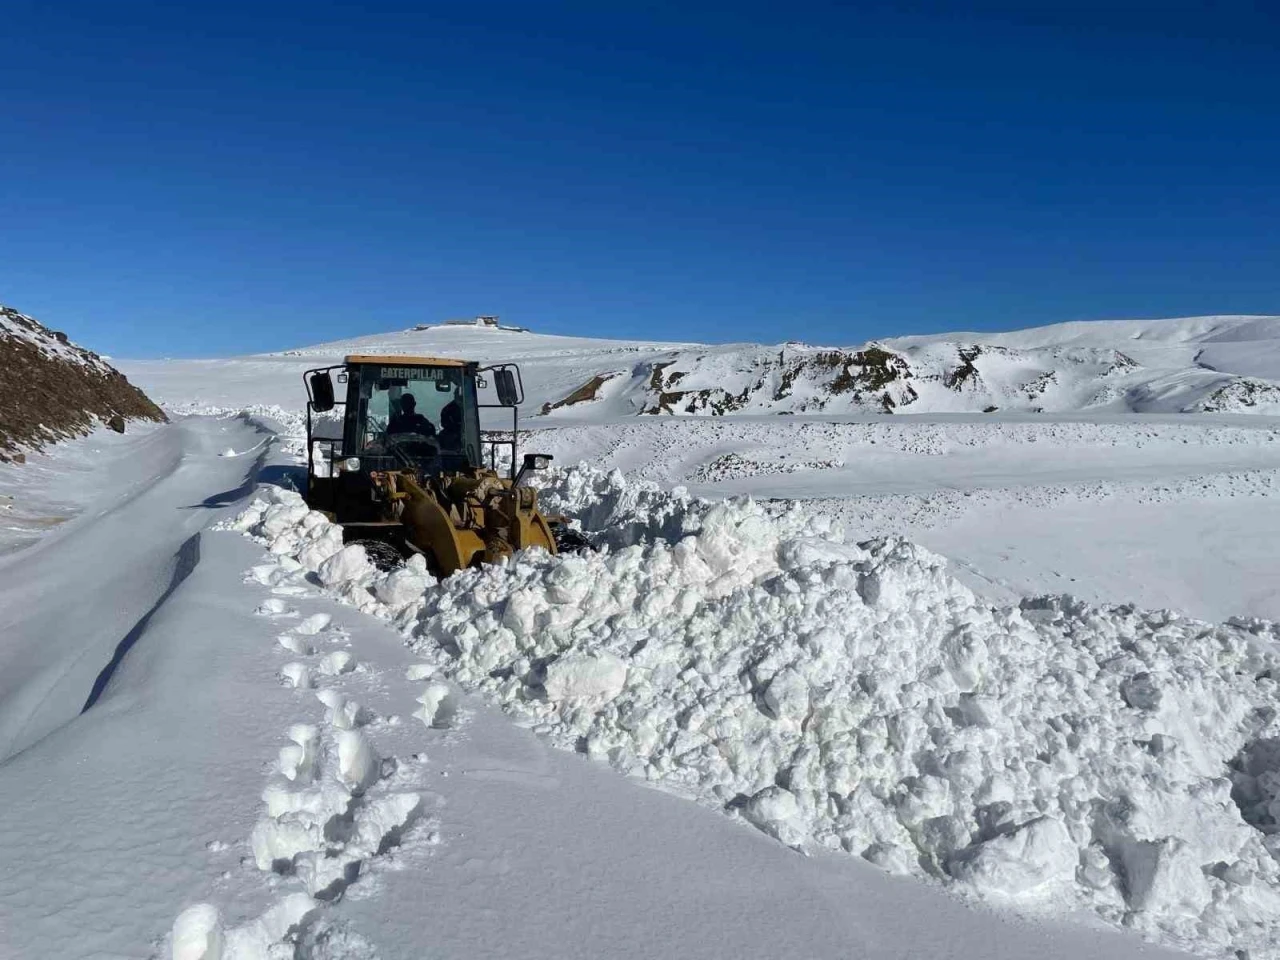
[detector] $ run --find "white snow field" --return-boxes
[4,315,1280,958]
[0,426,1184,960]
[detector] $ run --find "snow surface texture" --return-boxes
[226,472,1280,960]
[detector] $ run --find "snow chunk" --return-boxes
[315,689,362,730]
[1121,671,1163,711]
[172,904,223,960]
[336,730,380,791]
[405,663,436,681]
[278,725,319,782]
[294,613,332,636]
[277,634,313,655]
[947,817,1076,898]
[254,597,296,619]
[222,894,317,957]
[353,792,422,852]
[414,681,456,728]
[279,662,312,689]
[318,650,355,676]
[318,545,373,587]
[374,558,432,608]
[742,786,807,849]
[543,652,628,704]
[250,817,317,873]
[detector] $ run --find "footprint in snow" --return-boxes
[318,650,356,676]
[254,597,298,619]
[316,689,369,730]
[278,634,314,655]
[279,662,314,689]
[250,721,423,901]
[293,612,332,636]
[169,565,438,956]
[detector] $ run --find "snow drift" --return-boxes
[222,468,1280,960]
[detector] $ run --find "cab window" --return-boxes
[355,365,480,465]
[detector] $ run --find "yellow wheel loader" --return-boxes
[303,355,581,576]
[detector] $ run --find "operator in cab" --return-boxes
[438,398,464,451]
[387,393,436,436]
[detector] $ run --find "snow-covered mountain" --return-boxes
[124,314,1280,421]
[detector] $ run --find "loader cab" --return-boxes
[303,354,527,517]
[342,357,483,471]
[301,354,565,571]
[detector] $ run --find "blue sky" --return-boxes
[1,1,1277,358]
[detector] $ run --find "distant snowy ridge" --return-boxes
[537,315,1280,418]
[122,312,1280,421]
[0,303,166,461]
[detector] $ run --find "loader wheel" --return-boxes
[551,525,592,554]
[351,539,406,572]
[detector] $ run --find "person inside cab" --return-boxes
[387,393,436,436]
[438,398,463,451]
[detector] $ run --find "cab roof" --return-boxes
[344,354,470,367]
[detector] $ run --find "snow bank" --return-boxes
[224,470,1280,959]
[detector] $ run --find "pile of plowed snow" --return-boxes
[223,469,1280,959]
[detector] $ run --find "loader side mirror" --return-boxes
[523,453,553,471]
[495,369,519,406]
[310,372,335,412]
[515,452,553,486]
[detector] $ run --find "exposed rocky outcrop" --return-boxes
[534,330,1255,419]
[640,344,922,416]
[1192,377,1280,413]
[539,373,620,415]
[0,305,166,462]
[944,345,984,390]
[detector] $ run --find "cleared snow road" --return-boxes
[0,416,271,761]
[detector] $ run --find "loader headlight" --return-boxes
[342,457,361,473]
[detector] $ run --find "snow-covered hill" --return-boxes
[535,314,1280,418]
[124,314,1280,421]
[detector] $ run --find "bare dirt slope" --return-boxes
[0,304,165,462]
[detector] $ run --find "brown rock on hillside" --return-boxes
[0,304,166,462]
